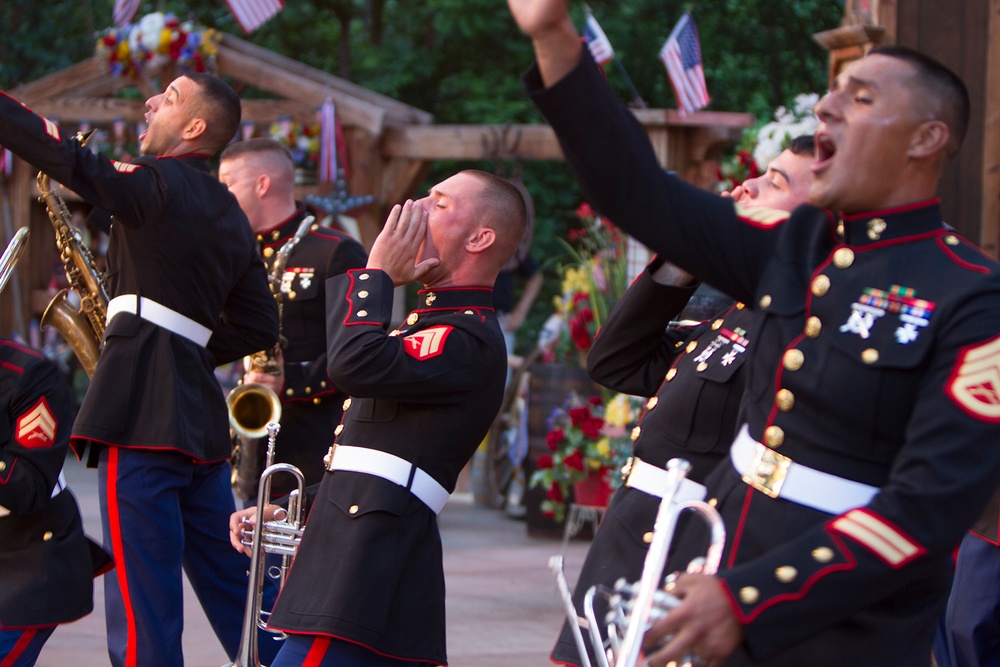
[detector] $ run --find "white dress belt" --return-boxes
[730,424,878,515]
[623,456,707,504]
[326,445,450,514]
[0,469,66,518]
[106,295,212,348]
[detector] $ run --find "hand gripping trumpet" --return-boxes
[550,458,726,667]
[226,422,306,667]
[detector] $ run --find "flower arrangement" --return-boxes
[530,392,642,522]
[268,116,321,171]
[96,12,219,78]
[752,92,820,169]
[542,202,628,366]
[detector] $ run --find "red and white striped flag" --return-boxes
[318,97,337,183]
[658,13,710,116]
[582,7,615,66]
[112,0,141,27]
[226,0,284,34]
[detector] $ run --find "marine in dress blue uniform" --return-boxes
[515,18,1000,665]
[0,340,112,667]
[0,74,278,667]
[253,172,528,667]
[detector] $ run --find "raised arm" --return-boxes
[506,0,583,87]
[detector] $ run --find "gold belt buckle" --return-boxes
[742,443,791,498]
[323,443,338,470]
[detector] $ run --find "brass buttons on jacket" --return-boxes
[775,566,798,583]
[708,498,718,507]
[811,275,830,297]
[739,587,760,604]
[349,504,360,515]
[643,531,654,544]
[861,348,879,364]
[764,425,784,448]
[805,316,822,338]
[696,362,708,372]
[0,461,5,472]
[263,247,275,258]
[944,234,960,246]
[425,292,437,306]
[867,218,886,241]
[783,349,804,371]
[776,389,795,412]
[759,294,772,309]
[833,247,854,268]
[334,424,344,436]
[359,272,370,280]
[666,368,677,381]
[686,340,698,353]
[43,531,53,541]
[646,397,658,410]
[356,310,368,318]
[711,319,724,330]
[812,546,834,563]
[406,313,419,325]
[631,426,641,441]
[343,398,352,411]
[358,290,369,298]
[285,388,295,397]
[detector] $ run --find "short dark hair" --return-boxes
[869,45,970,160]
[185,72,242,153]
[462,169,528,259]
[788,134,815,157]
[220,137,294,167]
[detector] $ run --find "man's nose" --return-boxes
[741,179,760,200]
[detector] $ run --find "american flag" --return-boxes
[225,0,284,34]
[112,0,141,27]
[318,97,337,183]
[658,13,710,116]
[582,7,615,66]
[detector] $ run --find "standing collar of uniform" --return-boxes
[155,153,212,171]
[836,198,944,247]
[258,205,309,248]
[414,286,495,312]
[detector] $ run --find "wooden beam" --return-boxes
[25,97,337,126]
[218,34,433,128]
[216,46,387,136]
[982,0,1000,258]
[12,59,117,105]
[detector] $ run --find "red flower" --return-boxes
[568,406,590,426]
[581,417,604,439]
[546,483,564,502]
[564,450,585,471]
[546,428,565,451]
[536,454,553,469]
[587,395,603,406]
[570,315,593,351]
[576,202,596,220]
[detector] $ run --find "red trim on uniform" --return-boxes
[851,228,942,251]
[342,269,382,328]
[106,448,139,667]
[303,636,331,666]
[0,628,37,667]
[0,361,24,374]
[265,629,444,665]
[936,236,992,273]
[727,486,755,569]
[0,458,14,484]
[734,529,858,624]
[0,340,43,359]
[841,198,940,221]
[413,305,496,315]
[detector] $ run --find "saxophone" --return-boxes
[37,133,109,378]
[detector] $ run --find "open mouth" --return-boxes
[814,133,836,172]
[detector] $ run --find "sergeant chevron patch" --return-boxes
[947,334,1000,422]
[734,203,790,228]
[403,326,453,360]
[16,397,57,449]
[830,508,923,567]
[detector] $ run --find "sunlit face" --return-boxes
[218,156,265,232]
[413,173,485,280]
[735,149,814,212]
[810,54,926,213]
[139,76,200,157]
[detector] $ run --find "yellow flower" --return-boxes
[604,393,634,427]
[595,437,611,460]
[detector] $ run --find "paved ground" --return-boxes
[37,454,590,667]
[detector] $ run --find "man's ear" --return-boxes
[255,173,271,198]
[182,117,207,142]
[466,227,496,254]
[908,119,949,160]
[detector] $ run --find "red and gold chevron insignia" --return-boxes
[947,335,1000,422]
[402,325,453,360]
[734,203,790,228]
[42,116,60,141]
[112,160,140,174]
[15,397,57,449]
[830,508,923,567]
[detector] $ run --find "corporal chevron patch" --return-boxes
[402,325,453,360]
[42,116,60,141]
[112,160,140,174]
[947,334,1000,422]
[830,508,923,567]
[734,203,790,228]
[15,397,57,449]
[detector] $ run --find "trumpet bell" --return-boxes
[227,382,282,439]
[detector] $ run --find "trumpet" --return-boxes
[226,422,306,667]
[551,458,726,667]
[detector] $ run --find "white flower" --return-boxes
[130,12,165,56]
[753,92,820,169]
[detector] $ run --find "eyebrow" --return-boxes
[769,166,791,186]
[167,83,181,100]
